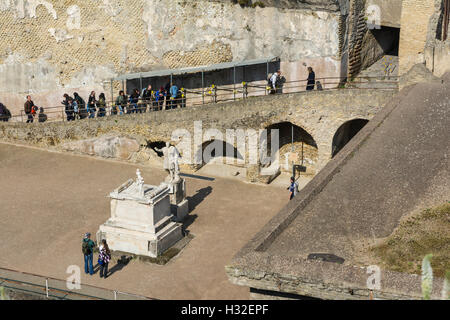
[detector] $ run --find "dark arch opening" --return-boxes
[147,141,166,157]
[197,140,244,165]
[266,122,317,149]
[265,122,318,173]
[332,119,369,158]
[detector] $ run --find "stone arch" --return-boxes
[332,119,369,158]
[265,122,318,175]
[196,139,244,166]
[147,140,166,157]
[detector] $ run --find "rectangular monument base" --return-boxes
[97,219,183,258]
[172,199,189,222]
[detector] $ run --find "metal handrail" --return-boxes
[2,76,399,124]
[0,266,153,300]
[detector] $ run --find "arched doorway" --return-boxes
[197,140,244,165]
[265,122,318,174]
[332,119,369,158]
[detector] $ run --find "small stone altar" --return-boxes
[96,169,184,258]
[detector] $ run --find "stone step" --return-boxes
[154,215,173,234]
[156,221,180,240]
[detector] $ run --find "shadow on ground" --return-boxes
[185,186,213,229]
[107,256,132,277]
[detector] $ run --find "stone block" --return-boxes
[97,173,184,257]
[169,178,186,205]
[172,199,189,222]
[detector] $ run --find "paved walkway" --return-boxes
[0,143,287,299]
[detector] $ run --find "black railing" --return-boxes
[3,76,399,124]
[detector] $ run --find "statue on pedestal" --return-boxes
[156,142,181,183]
[135,169,145,197]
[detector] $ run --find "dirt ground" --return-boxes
[0,142,287,300]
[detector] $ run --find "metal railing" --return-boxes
[2,75,399,124]
[0,266,153,300]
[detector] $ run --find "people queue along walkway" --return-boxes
[62,82,187,122]
[2,67,321,123]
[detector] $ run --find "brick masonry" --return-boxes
[0,89,394,181]
[399,0,437,75]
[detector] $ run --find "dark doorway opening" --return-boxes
[198,140,244,165]
[370,26,400,56]
[332,119,369,158]
[265,122,318,173]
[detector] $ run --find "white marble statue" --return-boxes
[168,144,181,182]
[156,142,181,183]
[136,169,145,197]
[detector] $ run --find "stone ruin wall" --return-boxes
[0,0,344,116]
[399,0,449,75]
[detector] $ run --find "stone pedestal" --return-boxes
[97,178,183,258]
[167,178,189,222]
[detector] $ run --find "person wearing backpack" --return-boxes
[0,103,8,122]
[287,176,299,200]
[98,239,111,279]
[74,92,87,119]
[96,93,107,117]
[82,232,96,275]
[87,91,97,118]
[38,107,47,123]
[115,91,126,115]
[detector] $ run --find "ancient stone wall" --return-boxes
[0,89,394,179]
[424,0,450,76]
[398,0,437,75]
[0,0,345,116]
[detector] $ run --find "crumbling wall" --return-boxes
[398,0,437,75]
[424,0,450,77]
[0,0,344,116]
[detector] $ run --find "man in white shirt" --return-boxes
[270,70,281,94]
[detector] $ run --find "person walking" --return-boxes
[129,89,140,113]
[156,86,165,111]
[306,67,315,91]
[74,92,87,119]
[287,176,299,200]
[0,103,11,122]
[269,70,281,94]
[169,83,178,109]
[87,91,97,118]
[142,84,153,112]
[82,233,95,276]
[24,95,35,123]
[96,93,107,117]
[115,90,126,115]
[62,94,72,121]
[38,107,47,123]
[68,97,78,121]
[98,239,111,279]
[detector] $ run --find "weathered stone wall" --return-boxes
[0,89,394,179]
[366,0,403,28]
[398,0,437,75]
[347,0,402,77]
[424,0,450,77]
[0,0,345,116]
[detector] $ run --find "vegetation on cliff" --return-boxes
[371,202,450,277]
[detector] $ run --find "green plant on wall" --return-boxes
[421,254,450,300]
[422,254,433,300]
[442,271,450,300]
[0,286,10,300]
